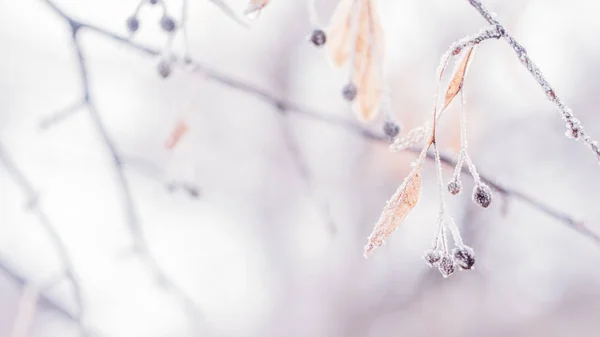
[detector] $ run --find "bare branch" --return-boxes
[0,142,87,336]
[39,1,207,334]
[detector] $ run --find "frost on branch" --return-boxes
[364,161,423,258]
[327,0,385,122]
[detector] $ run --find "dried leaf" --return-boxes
[165,121,189,150]
[327,0,385,122]
[443,47,476,110]
[364,164,423,257]
[244,0,270,16]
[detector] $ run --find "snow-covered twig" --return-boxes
[466,0,600,163]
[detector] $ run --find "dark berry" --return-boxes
[423,249,442,267]
[383,120,400,139]
[126,16,139,33]
[157,60,172,78]
[473,183,492,208]
[452,246,475,270]
[438,255,455,278]
[160,16,176,32]
[342,83,357,101]
[310,29,327,47]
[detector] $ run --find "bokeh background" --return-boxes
[2,0,600,336]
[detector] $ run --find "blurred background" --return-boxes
[2,0,600,336]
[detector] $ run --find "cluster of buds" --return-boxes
[125,0,181,78]
[422,207,476,277]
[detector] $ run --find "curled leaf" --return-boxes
[364,163,423,257]
[165,121,189,150]
[443,47,476,110]
[327,0,385,122]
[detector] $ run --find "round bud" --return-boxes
[126,16,140,33]
[447,179,462,195]
[423,249,442,267]
[342,83,357,102]
[473,183,492,208]
[452,246,475,270]
[160,16,176,32]
[157,60,172,78]
[310,29,327,47]
[438,255,456,278]
[383,121,400,139]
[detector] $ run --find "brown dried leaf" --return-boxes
[244,0,270,16]
[443,47,476,110]
[165,121,189,150]
[327,0,385,122]
[364,164,423,257]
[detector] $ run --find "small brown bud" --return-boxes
[157,60,172,78]
[160,16,176,32]
[473,183,492,208]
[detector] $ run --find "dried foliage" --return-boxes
[327,0,385,122]
[364,161,423,257]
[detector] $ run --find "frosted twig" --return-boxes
[0,142,88,336]
[466,0,600,164]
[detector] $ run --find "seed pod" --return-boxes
[126,16,140,33]
[342,83,357,102]
[310,29,327,47]
[452,246,475,270]
[473,183,492,208]
[160,16,176,32]
[383,121,400,139]
[157,60,172,78]
[438,255,455,278]
[447,179,462,195]
[423,249,442,267]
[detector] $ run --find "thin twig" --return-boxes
[0,142,87,336]
[466,0,600,163]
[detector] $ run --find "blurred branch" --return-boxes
[466,0,600,163]
[40,1,207,334]
[0,142,87,336]
[38,0,600,251]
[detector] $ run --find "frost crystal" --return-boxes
[472,183,492,208]
[452,246,475,270]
